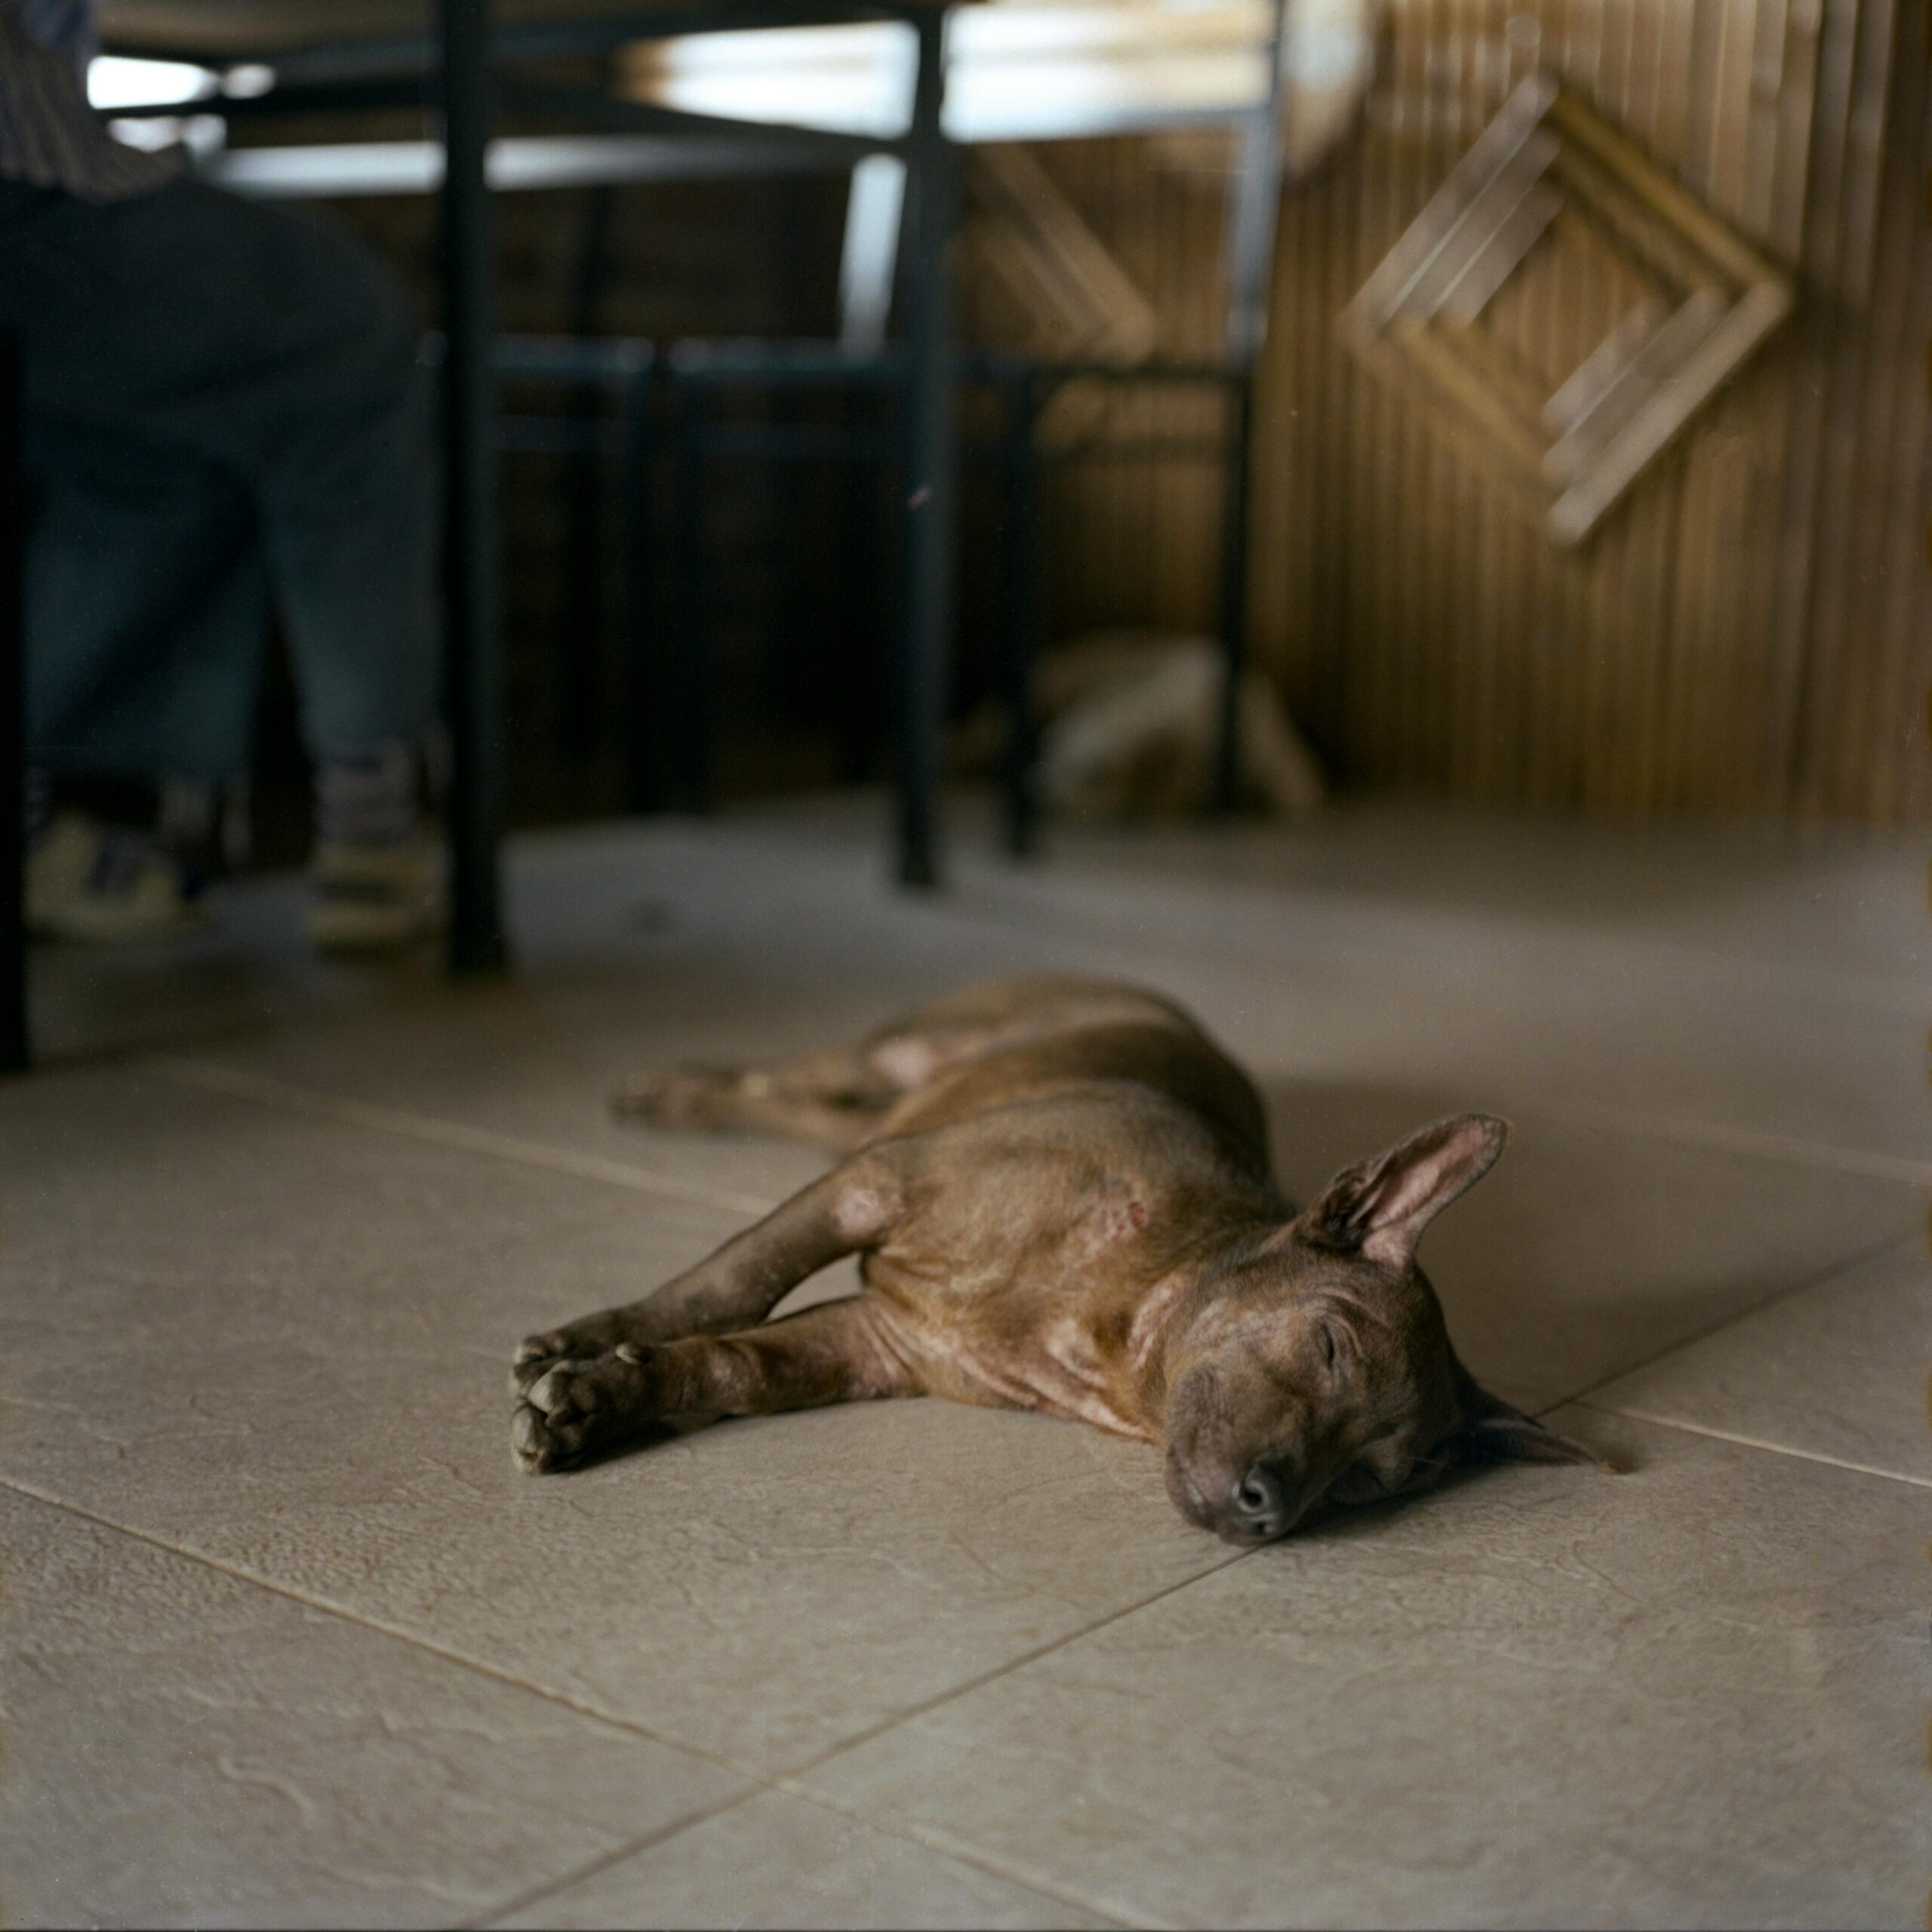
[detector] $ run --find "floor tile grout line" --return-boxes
[2,1472,1174,1931]
[484,1539,1254,1931]
[0,1472,768,1789]
[745,1542,1269,1932]
[777,1548,1255,1789]
[1570,1403,1932,1491]
[0,1460,1210,1930]
[468,1778,1148,1932]
[1,1471,1152,1931]
[761,1787,1159,1932]
[147,1056,782,1218]
[454,1784,774,1932]
[1552,1226,1921,1414]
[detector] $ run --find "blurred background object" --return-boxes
[72,0,1927,869]
[17,0,1923,947]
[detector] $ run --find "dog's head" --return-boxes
[1160,1113,1604,1543]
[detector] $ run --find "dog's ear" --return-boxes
[1454,1380,1616,1469]
[1299,1113,1509,1267]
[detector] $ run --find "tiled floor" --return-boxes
[3,792,1926,1929]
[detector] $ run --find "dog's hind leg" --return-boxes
[610,1042,897,1151]
[511,1155,900,1389]
[513,1297,914,1471]
[610,982,1190,1150]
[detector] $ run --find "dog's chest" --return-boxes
[920,1312,1152,1440]
[869,1186,1162,1440]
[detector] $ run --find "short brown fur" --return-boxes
[512,976,1604,1540]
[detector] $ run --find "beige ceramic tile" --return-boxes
[950,815,1931,1170]
[0,1486,746,1929]
[134,863,1921,1424]
[0,1132,1232,1775]
[140,801,1930,1309]
[5,1000,1911,1783]
[0,1060,635,1284]
[1587,1237,1932,1483]
[495,1788,1112,1930]
[1025,796,1925,992]
[29,872,411,1064]
[801,1412,1930,1930]
[157,1004,1921,1426]
[147,980,835,1217]
[113,801,1190,1211]
[41,799,1930,1174]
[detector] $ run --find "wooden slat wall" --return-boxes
[991,0,1930,823]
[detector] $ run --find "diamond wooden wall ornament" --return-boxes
[1340,72,1795,546]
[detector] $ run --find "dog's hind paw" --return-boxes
[512,1349,659,1472]
[608,1066,743,1128]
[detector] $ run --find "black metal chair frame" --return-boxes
[490,335,1248,862]
[0,0,1284,1069]
[0,324,26,1074]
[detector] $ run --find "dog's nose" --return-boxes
[1229,1463,1291,1538]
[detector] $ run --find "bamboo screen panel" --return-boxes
[969,0,1930,823]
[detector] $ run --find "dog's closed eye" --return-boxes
[1315,1318,1355,1380]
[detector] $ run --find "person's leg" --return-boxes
[0,186,272,938]
[0,180,441,949]
[0,179,436,754]
[20,431,269,940]
[174,188,440,952]
[26,422,267,784]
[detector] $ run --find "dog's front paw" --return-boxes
[510,1313,631,1395]
[512,1333,562,1396]
[512,1346,658,1472]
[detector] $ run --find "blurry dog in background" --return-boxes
[957,630,1326,823]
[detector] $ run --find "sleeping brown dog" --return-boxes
[511,976,1604,1541]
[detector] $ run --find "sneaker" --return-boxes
[306,833,446,955]
[26,811,207,943]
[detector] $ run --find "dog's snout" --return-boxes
[1229,1463,1291,1538]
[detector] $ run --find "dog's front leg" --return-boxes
[512,1298,914,1472]
[512,1158,898,1389]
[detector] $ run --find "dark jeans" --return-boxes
[0,177,435,781]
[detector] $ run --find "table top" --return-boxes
[100,0,955,58]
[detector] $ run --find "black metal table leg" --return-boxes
[558,183,618,765]
[834,381,884,785]
[668,369,709,814]
[439,0,507,973]
[618,358,661,813]
[894,8,957,888]
[1212,371,1257,811]
[999,369,1042,858]
[0,325,27,1072]
[1211,0,1287,812]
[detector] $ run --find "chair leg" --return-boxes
[999,371,1042,859]
[669,373,710,815]
[0,324,28,1072]
[438,0,508,975]
[618,361,663,814]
